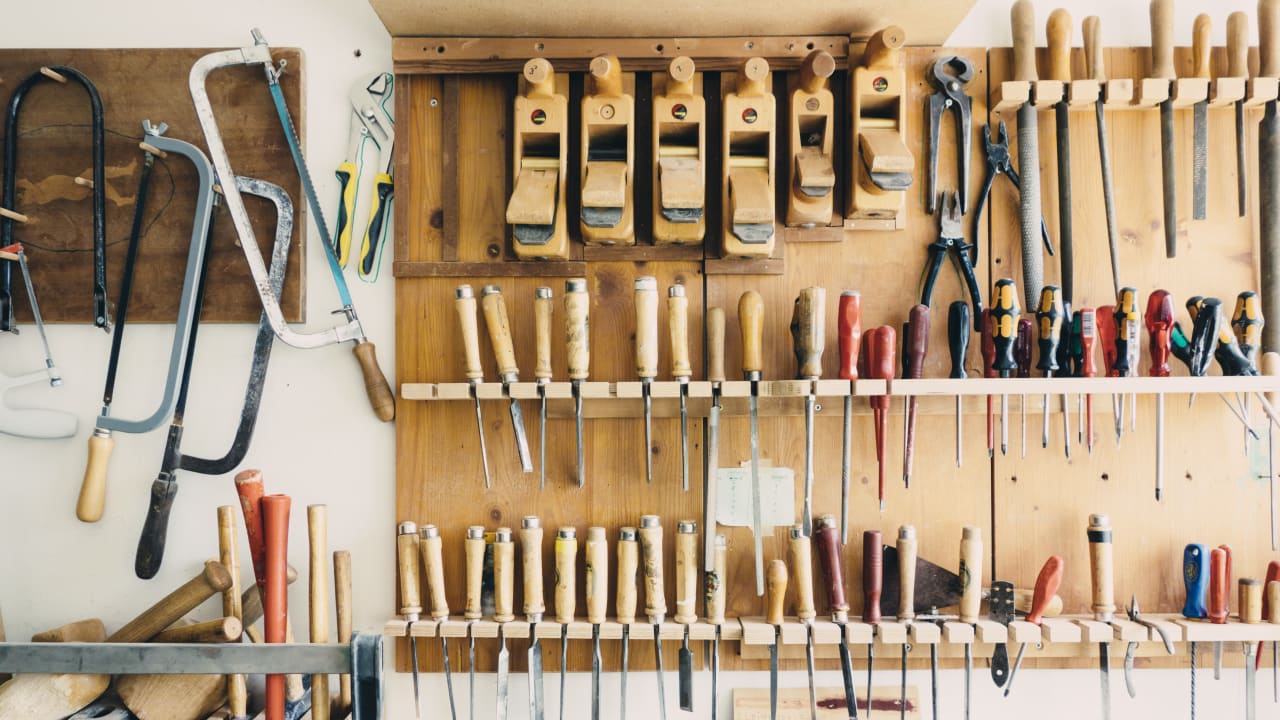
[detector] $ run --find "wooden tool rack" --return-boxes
[388,22,1280,679]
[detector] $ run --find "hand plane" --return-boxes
[580,55,635,245]
[787,50,838,227]
[848,26,914,230]
[722,57,776,258]
[652,56,705,244]
[507,58,570,259]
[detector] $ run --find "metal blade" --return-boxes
[621,628,630,720]
[1159,100,1178,257]
[679,631,693,712]
[955,395,963,467]
[644,383,653,485]
[575,385,585,489]
[529,633,544,720]
[704,395,721,572]
[560,629,568,720]
[1003,642,1027,697]
[712,629,721,720]
[1191,640,1198,720]
[1193,100,1208,220]
[539,389,547,491]
[410,635,422,720]
[806,631,818,720]
[842,396,853,545]
[1238,101,1249,217]
[964,643,972,720]
[469,631,476,720]
[1247,642,1258,720]
[1016,100,1044,306]
[472,395,491,489]
[497,630,510,720]
[770,636,779,720]
[750,392,764,595]
[592,627,602,720]
[680,389,689,493]
[442,637,458,720]
[1100,642,1111,720]
[507,395,534,473]
[655,626,667,720]
[929,643,937,720]
[1271,422,1276,551]
[1095,100,1122,295]
[867,640,875,720]
[1157,393,1165,502]
[838,625,858,720]
[898,642,907,720]
[803,394,815,536]
[1124,641,1137,698]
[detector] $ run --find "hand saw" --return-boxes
[189,30,395,421]
[334,71,394,282]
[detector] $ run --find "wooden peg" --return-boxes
[39,67,67,83]
[508,58,569,259]
[74,176,94,189]
[0,207,29,224]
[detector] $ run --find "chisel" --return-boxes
[520,517,546,720]
[1151,0,1178,257]
[480,285,534,474]
[1192,13,1211,221]
[706,534,727,720]
[635,277,659,485]
[902,305,929,488]
[395,522,424,720]
[494,527,515,720]
[555,527,578,720]
[949,301,971,468]
[454,286,492,488]
[1229,12,1250,217]
[639,515,669,720]
[307,505,330,720]
[864,530,883,718]
[464,525,485,720]
[792,287,825,533]
[740,290,766,593]
[618,526,639,720]
[534,287,553,491]
[587,527,608,720]
[421,524,458,720]
[1011,0,1044,305]
[838,292,863,542]
[565,278,590,489]
[1184,543,1209,720]
[705,307,725,569]
[1088,514,1114,720]
[1083,16,1122,294]
[1047,9,1075,310]
[959,526,982,720]
[766,558,788,720]
[1146,291,1174,501]
[815,515,858,719]
[670,285,692,492]
[676,521,698,712]
[896,526,916,720]
[789,525,819,720]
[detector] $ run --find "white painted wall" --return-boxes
[0,0,1267,718]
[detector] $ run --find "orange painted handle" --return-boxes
[838,291,862,381]
[234,469,268,591]
[262,494,292,720]
[1026,556,1064,625]
[1209,547,1229,624]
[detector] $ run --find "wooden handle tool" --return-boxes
[838,291,862,382]
[420,525,449,621]
[465,526,486,621]
[1088,513,1115,621]
[789,526,816,622]
[1242,579,1264,623]
[217,505,247,718]
[1083,16,1105,82]
[494,528,515,623]
[897,526,917,621]
[634,277,659,381]
[862,530,883,624]
[739,290,764,378]
[152,617,243,643]
[959,526,982,624]
[1270,580,1280,623]
[397,522,423,621]
[110,560,234,643]
[1011,0,1039,83]
[481,284,519,380]
[1210,547,1229,624]
[669,285,691,381]
[765,559,788,626]
[535,287,554,382]
[617,527,639,625]
[334,549,354,714]
[792,287,825,380]
[675,521,698,624]
[565,279,590,380]
[1264,0,1280,80]
[1193,13,1212,81]
[455,285,484,381]
[1026,556,1065,625]
[1047,8,1073,84]
[261,494,291,720]
[521,517,546,621]
[1229,12,1249,79]
[814,515,848,622]
[555,527,578,624]
[77,429,113,522]
[308,505,331,720]
[586,527,608,625]
[707,307,726,383]
[639,515,667,622]
[1150,0,1175,81]
[31,619,106,643]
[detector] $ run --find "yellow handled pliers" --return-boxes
[334,71,394,281]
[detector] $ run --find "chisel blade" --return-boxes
[806,630,818,720]
[655,625,668,720]
[1100,642,1111,720]
[575,386,585,488]
[469,632,476,720]
[507,396,534,473]
[679,631,693,712]
[529,634,544,720]
[769,635,779,720]
[1193,100,1208,220]
[803,394,815,536]
[842,395,852,545]
[679,389,689,492]
[620,627,630,720]
[838,626,858,720]
[704,396,721,572]
[497,630,510,720]
[472,394,491,489]
[410,635,422,720]
[539,388,547,491]
[644,383,653,485]
[1237,101,1249,217]
[712,630,721,720]
[750,392,764,595]
[1160,99,1178,257]
[591,626,602,720]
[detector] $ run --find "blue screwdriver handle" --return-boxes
[1182,543,1209,618]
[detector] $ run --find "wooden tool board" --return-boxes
[392,37,1272,676]
[0,48,305,325]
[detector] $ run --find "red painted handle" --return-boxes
[1026,556,1064,625]
[905,305,930,379]
[1097,305,1118,377]
[1209,547,1229,625]
[234,469,267,591]
[1259,560,1280,667]
[863,530,883,624]
[262,493,292,720]
[1079,309,1097,378]
[1145,290,1174,378]
[980,309,997,379]
[815,517,849,616]
[838,291,862,381]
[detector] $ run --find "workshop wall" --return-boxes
[0,1,1266,719]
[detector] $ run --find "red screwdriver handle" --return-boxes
[905,305,930,379]
[1258,560,1280,667]
[1026,555,1064,625]
[1079,309,1097,378]
[863,530,883,624]
[1015,318,1033,378]
[1097,305,1118,377]
[1209,547,1229,625]
[1145,290,1174,378]
[870,325,897,408]
[839,291,863,381]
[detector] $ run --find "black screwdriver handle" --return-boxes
[948,301,971,379]
[1035,285,1064,375]
[990,278,1021,376]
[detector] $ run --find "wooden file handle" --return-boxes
[791,287,826,380]
[420,525,449,620]
[1193,14,1213,80]
[675,520,698,624]
[959,526,983,624]
[494,528,515,623]
[765,559,788,626]
[153,617,243,643]
[586,527,609,625]
[617,527,639,625]
[396,522,422,620]
[77,430,113,523]
[635,277,659,380]
[455,285,484,380]
[521,517,546,618]
[814,516,848,621]
[1150,0,1176,81]
[666,56,696,96]
[707,534,727,625]
[31,618,106,643]
[218,504,247,718]
[736,57,770,97]
[534,287,554,381]
[524,58,556,98]
[799,50,835,94]
[565,278,590,380]
[707,307,726,383]
[1011,0,1039,83]
[862,531,883,624]
[838,291,862,381]
[1264,0,1280,79]
[334,549,354,713]
[739,290,765,377]
[108,560,233,643]
[554,527,578,624]
[1241,579,1264,623]
[639,515,667,621]
[589,55,624,97]
[308,506,331,720]
[669,285,692,380]
[234,469,268,591]
[481,285,519,379]
[897,526,918,621]
[789,526,816,622]
[1026,556,1065,625]
[1083,16,1106,83]
[353,341,395,422]
[1047,9,1073,83]
[1229,12,1250,79]
[465,526,486,621]
[1088,513,1116,622]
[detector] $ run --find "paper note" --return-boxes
[715,464,794,528]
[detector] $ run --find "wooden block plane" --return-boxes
[507,58,570,259]
[580,55,636,245]
[652,56,706,245]
[847,26,913,230]
[722,57,777,258]
[787,49,838,228]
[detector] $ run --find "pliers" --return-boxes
[925,55,973,215]
[973,121,1054,256]
[334,71,394,281]
[1123,595,1175,698]
[919,190,983,322]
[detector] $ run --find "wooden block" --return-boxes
[470,620,501,639]
[876,622,909,644]
[794,146,834,189]
[1007,620,1041,644]
[1065,79,1101,108]
[990,80,1029,112]
[1170,77,1210,108]
[1075,620,1112,643]
[581,160,628,207]
[409,620,439,638]
[438,620,469,638]
[1176,619,1280,641]
[812,620,842,645]
[858,128,912,173]
[908,622,941,644]
[1245,77,1280,107]
[780,620,808,645]
[972,620,1007,644]
[740,616,774,645]
[506,168,559,224]
[1134,77,1171,107]
[729,167,774,223]
[383,619,410,637]
[1109,619,1149,642]
[658,156,703,208]
[1210,77,1247,107]
[1040,618,1082,644]
[843,622,875,644]
[1030,79,1064,109]
[1101,78,1135,107]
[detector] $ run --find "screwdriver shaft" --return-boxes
[680,388,689,492]
[843,395,852,544]
[539,386,548,491]
[956,396,963,467]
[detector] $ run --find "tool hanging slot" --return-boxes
[787,49,838,229]
[847,26,913,231]
[652,57,706,244]
[508,59,570,259]
[579,55,635,245]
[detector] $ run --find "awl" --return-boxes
[639,515,669,720]
[454,286,492,488]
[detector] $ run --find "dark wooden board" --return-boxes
[0,47,306,325]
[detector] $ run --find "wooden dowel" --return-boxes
[153,616,243,643]
[139,141,167,158]
[39,67,67,83]
[0,207,29,224]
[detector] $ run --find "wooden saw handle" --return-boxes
[789,526,816,622]
[586,526,608,625]
[1047,8,1073,83]
[1083,16,1106,82]
[77,430,113,523]
[669,285,692,380]
[521,517,546,618]
[1012,0,1039,83]
[707,307,726,383]
[1150,0,1176,81]
[353,341,395,422]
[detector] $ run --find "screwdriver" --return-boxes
[814,515,858,719]
[1035,286,1063,452]
[534,287,553,491]
[990,278,1022,457]
[481,285,535,474]
[1232,291,1263,455]
[1003,555,1064,697]
[1183,543,1209,719]
[902,304,929,488]
[454,285,492,488]
[565,279,590,489]
[740,290,766,594]
[634,277,659,485]
[981,309,997,458]
[1113,287,1140,439]
[1185,298,1259,428]
[1076,309,1097,454]
[867,326,898,512]
[948,301,971,467]
[1015,317,1032,458]
[788,525,819,720]
[1145,290,1174,502]
[1096,304,1120,446]
[669,284,692,492]
[1209,545,1231,680]
[791,287,826,534]
[838,292,862,543]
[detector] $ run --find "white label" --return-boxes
[715,464,794,528]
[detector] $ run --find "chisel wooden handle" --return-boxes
[1026,556,1065,625]
[897,526,917,621]
[31,618,106,643]
[420,525,449,620]
[521,516,546,620]
[1083,16,1106,82]
[1229,12,1250,78]
[789,526,816,622]
[396,522,422,621]
[218,505,247,717]
[481,285,519,380]
[765,559,788,626]
[1209,547,1229,624]
[791,287,825,380]
[494,528,515,623]
[1047,9,1073,83]
[814,515,848,622]
[107,560,232,643]
[586,527,608,625]
[535,287,554,381]
[959,526,982,624]
[1193,14,1212,80]
[838,291,862,382]
[1012,0,1039,83]
[1088,514,1115,622]
[739,291,764,378]
[153,616,243,643]
[465,526,486,621]
[565,278,590,380]
[308,505,331,720]
[262,494,291,720]
[1270,580,1280,622]
[1241,579,1263,623]
[707,534,727,625]
[1150,0,1175,81]
[618,526,639,625]
[334,549,353,712]
[635,277,659,380]
[555,527,578,624]
[1264,0,1280,80]
[353,341,395,422]
[669,285,691,380]
[639,515,667,622]
[862,530,882,624]
[675,520,698,624]
[77,430,113,522]
[707,307,726,383]
[455,285,484,380]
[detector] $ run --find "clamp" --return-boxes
[1123,595,1175,697]
[919,190,983,322]
[925,55,974,215]
[334,71,394,281]
[973,122,1054,256]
